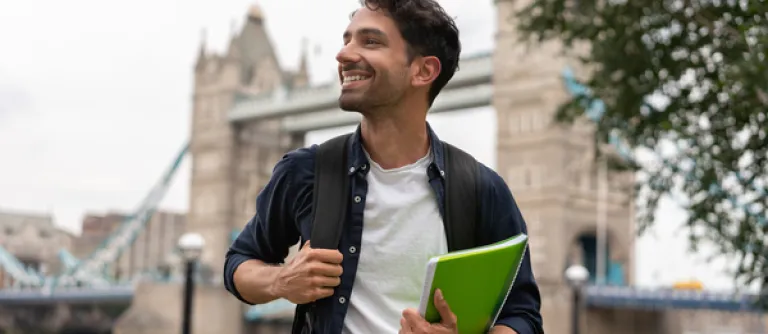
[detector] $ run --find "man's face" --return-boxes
[336,7,411,113]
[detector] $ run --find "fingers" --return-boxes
[399,317,413,334]
[402,308,429,332]
[313,287,335,300]
[307,248,344,264]
[312,275,342,288]
[306,262,344,278]
[298,286,335,304]
[434,289,457,328]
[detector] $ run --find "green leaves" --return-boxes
[516,0,768,302]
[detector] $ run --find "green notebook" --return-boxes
[417,234,529,334]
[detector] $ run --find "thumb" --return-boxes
[434,289,457,327]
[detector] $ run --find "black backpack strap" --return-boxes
[309,133,353,249]
[292,133,353,334]
[442,142,480,252]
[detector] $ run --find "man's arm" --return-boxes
[223,153,301,305]
[479,167,544,334]
[230,259,283,304]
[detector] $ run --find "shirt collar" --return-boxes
[346,122,446,179]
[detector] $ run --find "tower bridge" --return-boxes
[0,1,766,334]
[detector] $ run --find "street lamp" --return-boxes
[565,265,590,334]
[178,232,205,334]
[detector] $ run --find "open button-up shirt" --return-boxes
[225,124,543,334]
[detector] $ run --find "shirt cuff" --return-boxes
[223,253,255,305]
[494,316,534,334]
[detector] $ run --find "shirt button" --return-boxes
[440,170,445,177]
[349,246,357,254]
[349,166,355,173]
[361,164,367,170]
[353,196,361,203]
[339,296,346,304]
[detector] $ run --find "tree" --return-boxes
[514,0,768,299]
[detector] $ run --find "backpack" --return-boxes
[291,133,480,334]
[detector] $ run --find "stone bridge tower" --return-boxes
[187,3,308,332]
[493,0,635,333]
[117,5,309,334]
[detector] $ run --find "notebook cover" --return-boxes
[417,234,529,333]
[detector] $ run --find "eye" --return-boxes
[364,39,380,45]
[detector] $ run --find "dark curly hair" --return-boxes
[357,0,461,106]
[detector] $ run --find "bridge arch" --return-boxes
[566,224,629,286]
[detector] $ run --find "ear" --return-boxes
[410,56,441,88]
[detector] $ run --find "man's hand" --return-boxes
[270,241,343,304]
[399,289,458,334]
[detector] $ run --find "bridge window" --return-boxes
[39,230,51,239]
[575,233,626,286]
[577,234,604,284]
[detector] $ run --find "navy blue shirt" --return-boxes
[224,124,543,334]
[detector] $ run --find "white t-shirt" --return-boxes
[342,149,449,334]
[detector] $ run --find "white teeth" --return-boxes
[343,75,369,84]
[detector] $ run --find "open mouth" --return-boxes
[341,74,372,89]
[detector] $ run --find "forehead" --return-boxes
[345,6,400,37]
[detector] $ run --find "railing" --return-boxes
[584,285,762,312]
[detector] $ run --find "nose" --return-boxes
[335,44,362,65]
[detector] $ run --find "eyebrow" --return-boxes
[343,28,387,40]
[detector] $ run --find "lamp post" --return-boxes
[565,265,590,334]
[178,232,205,334]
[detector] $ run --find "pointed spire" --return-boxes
[248,3,264,23]
[196,28,207,69]
[299,37,309,73]
[292,37,310,87]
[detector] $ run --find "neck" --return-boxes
[360,104,430,170]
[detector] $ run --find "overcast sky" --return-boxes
[0,0,740,291]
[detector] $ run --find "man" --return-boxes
[224,1,543,333]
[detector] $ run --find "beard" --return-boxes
[338,71,408,114]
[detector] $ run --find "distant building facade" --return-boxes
[0,209,74,287]
[72,212,127,259]
[74,210,187,281]
[0,207,186,289]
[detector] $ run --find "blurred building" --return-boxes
[72,212,127,259]
[74,210,186,281]
[0,209,74,287]
[0,208,186,287]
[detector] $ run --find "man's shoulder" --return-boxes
[282,145,317,165]
[271,145,317,181]
[439,140,507,190]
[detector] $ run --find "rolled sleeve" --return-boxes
[479,166,544,334]
[495,316,536,334]
[223,252,257,304]
[223,152,302,304]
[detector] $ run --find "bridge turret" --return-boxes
[185,4,298,333]
[493,0,635,333]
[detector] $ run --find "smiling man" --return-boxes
[223,1,543,334]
